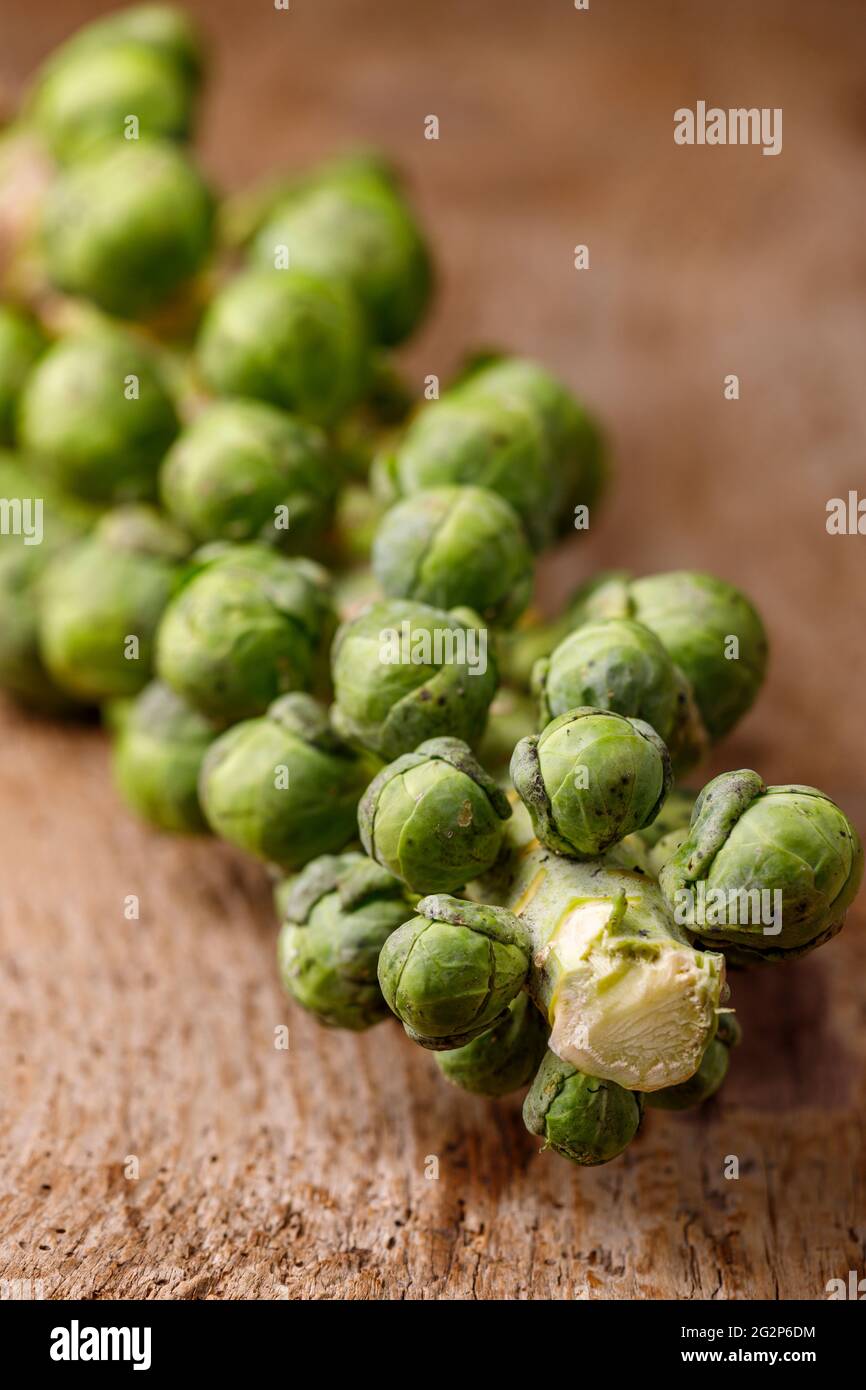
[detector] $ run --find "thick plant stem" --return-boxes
[475,805,725,1092]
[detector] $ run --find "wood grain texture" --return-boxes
[1,0,865,1300]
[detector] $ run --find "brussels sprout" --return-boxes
[38,504,189,701]
[477,814,726,1092]
[452,355,606,524]
[333,564,383,624]
[0,454,94,711]
[276,851,412,1029]
[497,608,578,693]
[251,165,432,345]
[568,570,769,744]
[534,618,682,746]
[377,894,531,1049]
[35,5,204,85]
[359,736,511,893]
[156,543,335,723]
[196,267,368,426]
[18,328,179,504]
[714,1010,741,1049]
[159,399,338,550]
[435,993,549,1097]
[635,788,696,850]
[41,139,213,318]
[605,833,652,875]
[523,1051,642,1166]
[476,685,537,774]
[660,769,864,964]
[376,396,553,549]
[646,827,689,877]
[511,708,672,858]
[372,485,533,626]
[331,598,498,761]
[646,1011,741,1111]
[0,305,44,444]
[221,150,403,250]
[28,43,195,165]
[111,679,216,832]
[377,354,607,549]
[199,693,373,871]
[333,353,415,481]
[645,1039,728,1112]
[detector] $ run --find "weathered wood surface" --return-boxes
[1,0,865,1300]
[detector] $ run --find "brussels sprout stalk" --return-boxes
[477,805,725,1092]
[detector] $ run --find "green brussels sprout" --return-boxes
[478,810,726,1092]
[359,736,511,893]
[329,486,388,574]
[198,694,374,871]
[102,696,134,736]
[605,832,652,875]
[376,396,554,549]
[196,268,368,426]
[635,788,696,850]
[435,993,550,1097]
[333,564,383,624]
[619,794,696,876]
[645,1038,728,1111]
[251,166,432,345]
[0,305,44,444]
[452,355,606,523]
[476,685,537,774]
[568,570,769,743]
[377,893,531,1049]
[0,454,94,712]
[332,353,415,481]
[372,485,533,626]
[35,5,204,86]
[156,543,335,723]
[38,504,189,701]
[17,328,179,504]
[523,1051,642,1166]
[511,708,672,858]
[28,43,195,165]
[534,618,682,746]
[646,827,689,877]
[111,679,216,832]
[660,770,864,964]
[159,399,338,550]
[276,851,412,1029]
[273,874,296,924]
[497,608,579,693]
[714,1010,742,1050]
[41,139,214,318]
[331,598,499,761]
[646,1011,741,1110]
[220,150,403,251]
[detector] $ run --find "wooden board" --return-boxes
[1,0,865,1300]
